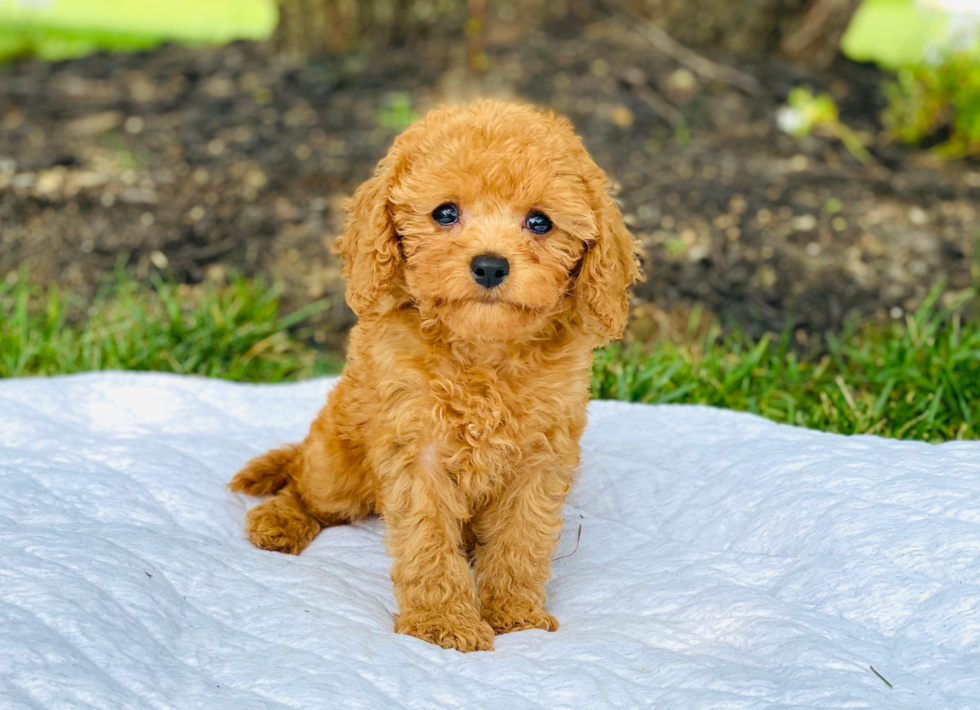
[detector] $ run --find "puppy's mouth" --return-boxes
[463,295,523,307]
[474,294,507,305]
[443,296,543,312]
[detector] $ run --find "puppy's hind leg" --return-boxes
[243,485,323,555]
[230,424,375,555]
[229,443,321,555]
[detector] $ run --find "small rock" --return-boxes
[620,67,646,87]
[119,188,158,205]
[206,264,228,282]
[284,102,318,128]
[244,168,268,190]
[125,116,145,135]
[788,154,810,172]
[34,169,64,195]
[2,111,23,131]
[274,197,304,222]
[590,59,609,77]
[205,76,237,99]
[149,251,169,269]
[65,111,122,137]
[688,244,711,262]
[793,214,818,231]
[11,173,37,190]
[666,68,698,97]
[908,206,929,225]
[127,75,158,103]
[66,171,111,192]
[757,265,777,289]
[609,105,634,128]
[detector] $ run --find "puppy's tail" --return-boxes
[228,443,302,496]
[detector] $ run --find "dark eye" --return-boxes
[432,203,459,226]
[526,211,552,235]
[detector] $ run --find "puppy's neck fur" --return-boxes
[412,297,599,370]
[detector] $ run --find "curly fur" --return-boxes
[229,101,641,652]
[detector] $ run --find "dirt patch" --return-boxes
[2,20,978,350]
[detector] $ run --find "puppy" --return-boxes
[229,101,640,652]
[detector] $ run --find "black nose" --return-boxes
[470,254,509,289]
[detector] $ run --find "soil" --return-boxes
[2,17,979,350]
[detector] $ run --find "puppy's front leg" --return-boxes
[382,445,495,652]
[474,461,570,635]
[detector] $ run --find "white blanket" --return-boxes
[1,373,978,709]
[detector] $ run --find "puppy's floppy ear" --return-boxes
[577,173,642,340]
[335,163,401,316]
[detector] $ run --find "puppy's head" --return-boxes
[337,101,640,343]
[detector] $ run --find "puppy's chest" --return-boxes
[428,368,580,482]
[431,374,524,444]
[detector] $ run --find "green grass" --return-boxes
[0,0,276,62]
[2,275,978,442]
[0,272,340,382]
[883,44,980,158]
[593,288,980,442]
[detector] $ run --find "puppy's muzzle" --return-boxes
[470,254,509,289]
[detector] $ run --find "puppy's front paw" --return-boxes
[482,599,559,635]
[395,610,495,652]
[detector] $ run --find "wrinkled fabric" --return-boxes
[0,372,977,709]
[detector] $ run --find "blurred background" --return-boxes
[1,0,978,354]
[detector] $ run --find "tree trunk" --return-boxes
[274,0,861,68]
[274,0,460,56]
[652,0,810,58]
[640,0,860,64]
[780,0,862,69]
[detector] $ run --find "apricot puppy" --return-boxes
[229,101,640,652]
